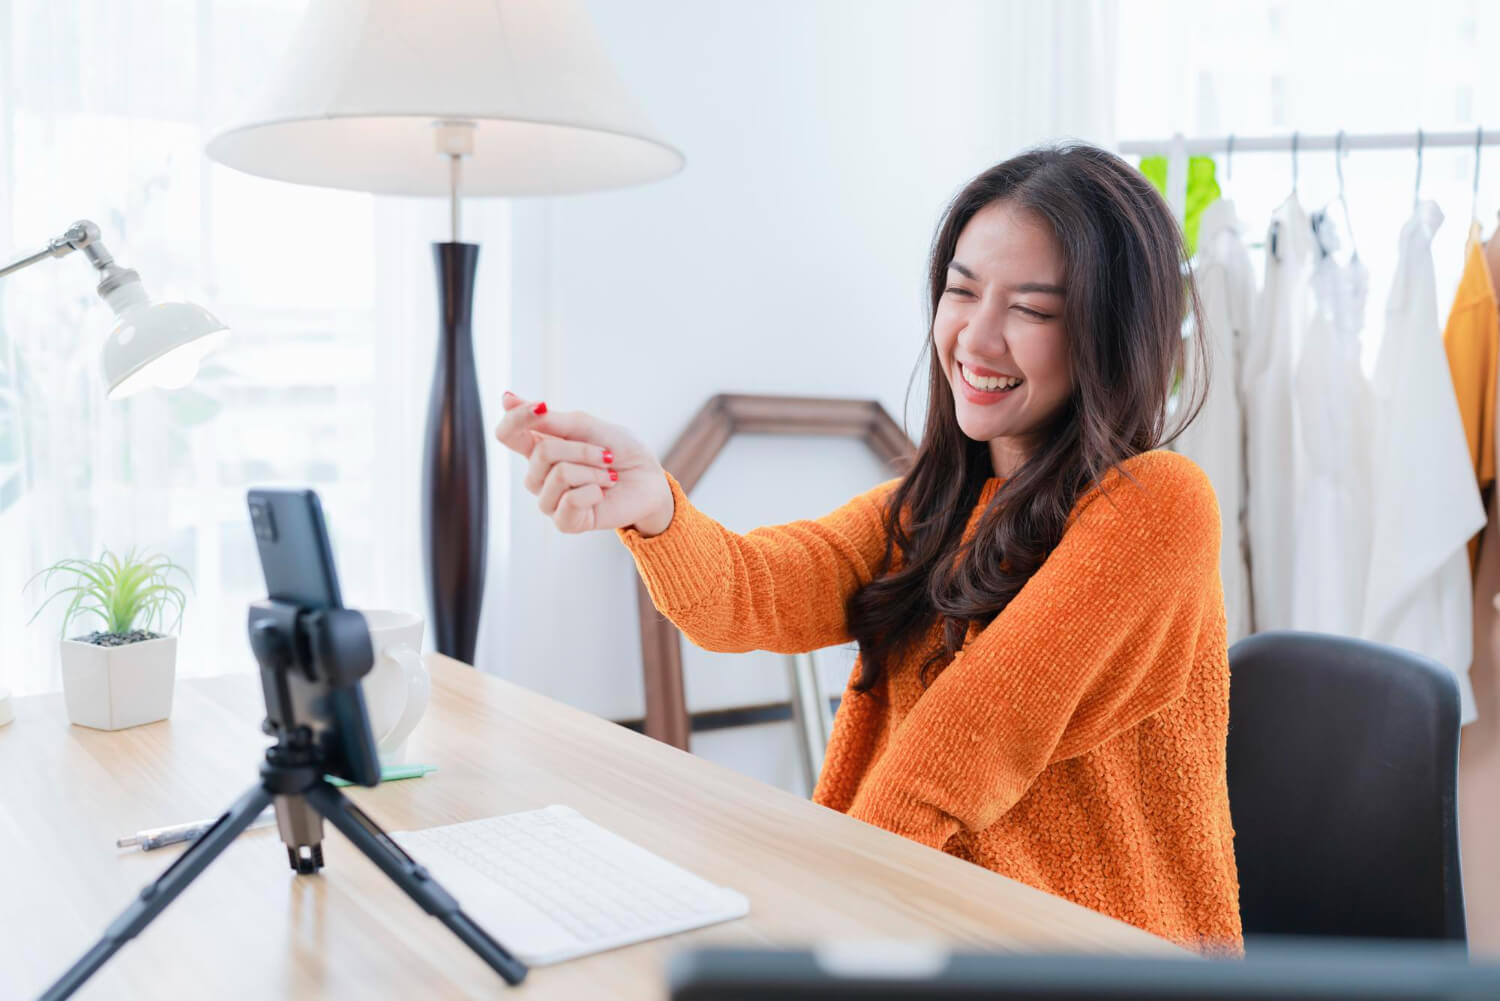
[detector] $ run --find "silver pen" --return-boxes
[117,806,277,852]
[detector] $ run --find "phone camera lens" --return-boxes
[250,500,278,542]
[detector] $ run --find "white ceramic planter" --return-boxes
[59,635,177,730]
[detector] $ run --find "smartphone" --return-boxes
[248,489,342,608]
[247,488,381,787]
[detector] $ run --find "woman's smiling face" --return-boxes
[932,199,1073,476]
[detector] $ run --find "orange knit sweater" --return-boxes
[618,450,1242,953]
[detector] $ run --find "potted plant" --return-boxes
[26,548,191,730]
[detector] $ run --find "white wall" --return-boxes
[480,0,1116,792]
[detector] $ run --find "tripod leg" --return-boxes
[304,781,528,986]
[41,783,276,1001]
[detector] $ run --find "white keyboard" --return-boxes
[391,805,750,966]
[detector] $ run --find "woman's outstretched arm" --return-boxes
[495,392,897,654]
[619,471,896,653]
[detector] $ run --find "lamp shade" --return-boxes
[203,0,684,196]
[101,279,229,400]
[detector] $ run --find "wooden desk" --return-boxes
[0,655,1182,998]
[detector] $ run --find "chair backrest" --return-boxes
[1227,631,1465,943]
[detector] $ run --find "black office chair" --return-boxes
[1227,631,1466,943]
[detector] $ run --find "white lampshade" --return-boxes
[100,278,230,400]
[204,0,684,196]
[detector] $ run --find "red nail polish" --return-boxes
[609,469,618,482]
[532,402,547,415]
[602,449,614,464]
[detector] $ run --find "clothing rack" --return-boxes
[1119,129,1500,157]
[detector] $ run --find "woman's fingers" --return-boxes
[494,392,551,456]
[498,395,659,536]
[553,484,605,534]
[524,435,614,494]
[530,409,620,451]
[495,395,621,462]
[537,461,615,515]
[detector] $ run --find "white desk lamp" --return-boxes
[0,222,226,724]
[205,0,683,664]
[0,220,229,400]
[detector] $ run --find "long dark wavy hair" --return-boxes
[844,141,1208,693]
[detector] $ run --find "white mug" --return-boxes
[358,609,430,764]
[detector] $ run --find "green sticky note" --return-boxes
[325,763,437,787]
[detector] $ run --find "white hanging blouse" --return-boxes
[1361,200,1485,723]
[1177,198,1254,645]
[1242,194,1315,632]
[1291,217,1372,638]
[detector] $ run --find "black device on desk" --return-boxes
[39,489,528,1001]
[669,940,1499,1001]
[246,488,380,788]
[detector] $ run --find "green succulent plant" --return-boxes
[26,548,192,641]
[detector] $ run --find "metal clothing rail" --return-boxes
[1118,129,1500,157]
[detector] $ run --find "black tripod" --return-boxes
[42,732,527,1000]
[41,601,528,999]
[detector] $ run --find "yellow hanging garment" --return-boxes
[1443,223,1500,570]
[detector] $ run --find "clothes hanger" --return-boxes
[1413,127,1425,210]
[1271,132,1299,262]
[1166,131,1188,227]
[1291,130,1300,200]
[1325,129,1361,264]
[1224,133,1234,197]
[1470,125,1483,229]
[1475,125,1500,296]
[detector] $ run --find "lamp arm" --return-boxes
[0,220,133,292]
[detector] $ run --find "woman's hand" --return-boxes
[493,392,675,536]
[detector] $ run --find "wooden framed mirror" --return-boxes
[636,393,914,749]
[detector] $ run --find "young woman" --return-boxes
[493,142,1241,954]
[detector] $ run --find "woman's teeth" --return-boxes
[961,365,1022,392]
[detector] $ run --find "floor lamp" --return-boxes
[205,0,683,663]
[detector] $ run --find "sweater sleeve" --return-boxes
[617,472,900,654]
[846,452,1223,850]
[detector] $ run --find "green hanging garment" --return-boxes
[1139,155,1222,257]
